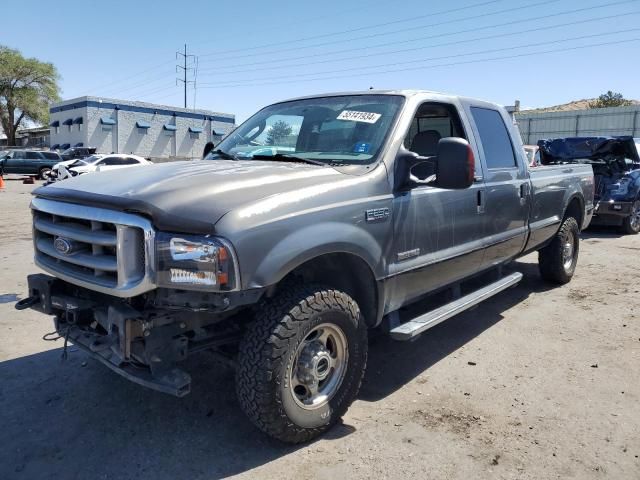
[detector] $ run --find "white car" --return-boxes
[60,154,151,178]
[51,155,106,181]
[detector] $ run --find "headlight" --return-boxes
[610,178,630,196]
[156,232,237,290]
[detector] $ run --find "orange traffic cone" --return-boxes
[0,175,5,189]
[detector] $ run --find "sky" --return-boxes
[2,0,640,122]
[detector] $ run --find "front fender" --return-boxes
[247,221,384,289]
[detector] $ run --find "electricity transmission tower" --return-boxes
[176,44,197,108]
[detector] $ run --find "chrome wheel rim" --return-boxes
[562,233,575,270]
[289,323,348,410]
[630,201,640,231]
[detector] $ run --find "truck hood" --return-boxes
[538,136,640,165]
[33,160,344,233]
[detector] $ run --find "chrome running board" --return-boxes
[390,272,523,341]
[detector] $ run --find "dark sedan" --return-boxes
[0,150,62,179]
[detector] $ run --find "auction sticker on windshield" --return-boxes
[337,110,381,124]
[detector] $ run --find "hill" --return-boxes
[521,98,640,114]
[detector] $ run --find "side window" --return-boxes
[123,157,139,165]
[403,102,466,157]
[13,151,26,159]
[470,107,516,169]
[42,152,60,160]
[99,157,117,166]
[28,151,43,160]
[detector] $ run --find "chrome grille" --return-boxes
[31,197,156,297]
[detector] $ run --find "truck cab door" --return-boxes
[385,101,486,312]
[466,106,529,267]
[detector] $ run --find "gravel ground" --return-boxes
[0,176,639,480]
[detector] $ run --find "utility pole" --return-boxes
[177,44,196,108]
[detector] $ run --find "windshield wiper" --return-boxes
[251,153,326,166]
[211,149,237,160]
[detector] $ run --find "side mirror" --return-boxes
[435,137,475,190]
[203,141,214,159]
[395,137,475,190]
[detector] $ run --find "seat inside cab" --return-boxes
[404,103,467,179]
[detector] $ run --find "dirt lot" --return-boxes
[1,177,638,480]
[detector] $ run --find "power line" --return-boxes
[134,83,178,99]
[197,0,508,58]
[78,0,402,98]
[199,28,640,87]
[198,0,562,62]
[197,10,638,78]
[81,59,175,95]
[201,0,637,75]
[197,35,639,89]
[96,67,177,97]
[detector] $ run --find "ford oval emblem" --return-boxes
[54,237,72,255]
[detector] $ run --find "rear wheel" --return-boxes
[236,284,367,443]
[621,199,640,235]
[538,217,580,284]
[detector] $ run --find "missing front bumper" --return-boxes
[17,273,191,397]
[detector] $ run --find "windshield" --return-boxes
[205,94,404,165]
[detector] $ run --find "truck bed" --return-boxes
[525,163,594,252]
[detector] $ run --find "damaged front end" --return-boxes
[538,136,640,225]
[16,274,250,397]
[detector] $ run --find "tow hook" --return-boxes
[15,296,39,311]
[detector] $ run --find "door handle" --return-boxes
[519,183,528,198]
[477,189,485,214]
[519,183,529,205]
[474,175,484,183]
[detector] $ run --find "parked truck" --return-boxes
[17,90,594,443]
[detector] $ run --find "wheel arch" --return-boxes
[280,252,382,328]
[563,193,585,230]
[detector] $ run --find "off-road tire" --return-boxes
[620,199,640,235]
[538,216,580,284]
[236,284,368,444]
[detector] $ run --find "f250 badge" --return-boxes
[365,208,390,223]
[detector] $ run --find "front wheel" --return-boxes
[621,199,640,235]
[236,285,368,443]
[38,167,52,180]
[538,217,580,284]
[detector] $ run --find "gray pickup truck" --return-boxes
[17,90,594,443]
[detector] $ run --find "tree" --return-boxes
[0,46,60,146]
[588,91,633,109]
[266,120,292,146]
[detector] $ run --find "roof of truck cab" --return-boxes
[277,89,504,109]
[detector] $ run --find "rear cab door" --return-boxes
[462,100,530,267]
[27,151,48,172]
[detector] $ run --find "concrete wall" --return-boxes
[49,96,235,158]
[515,105,640,145]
